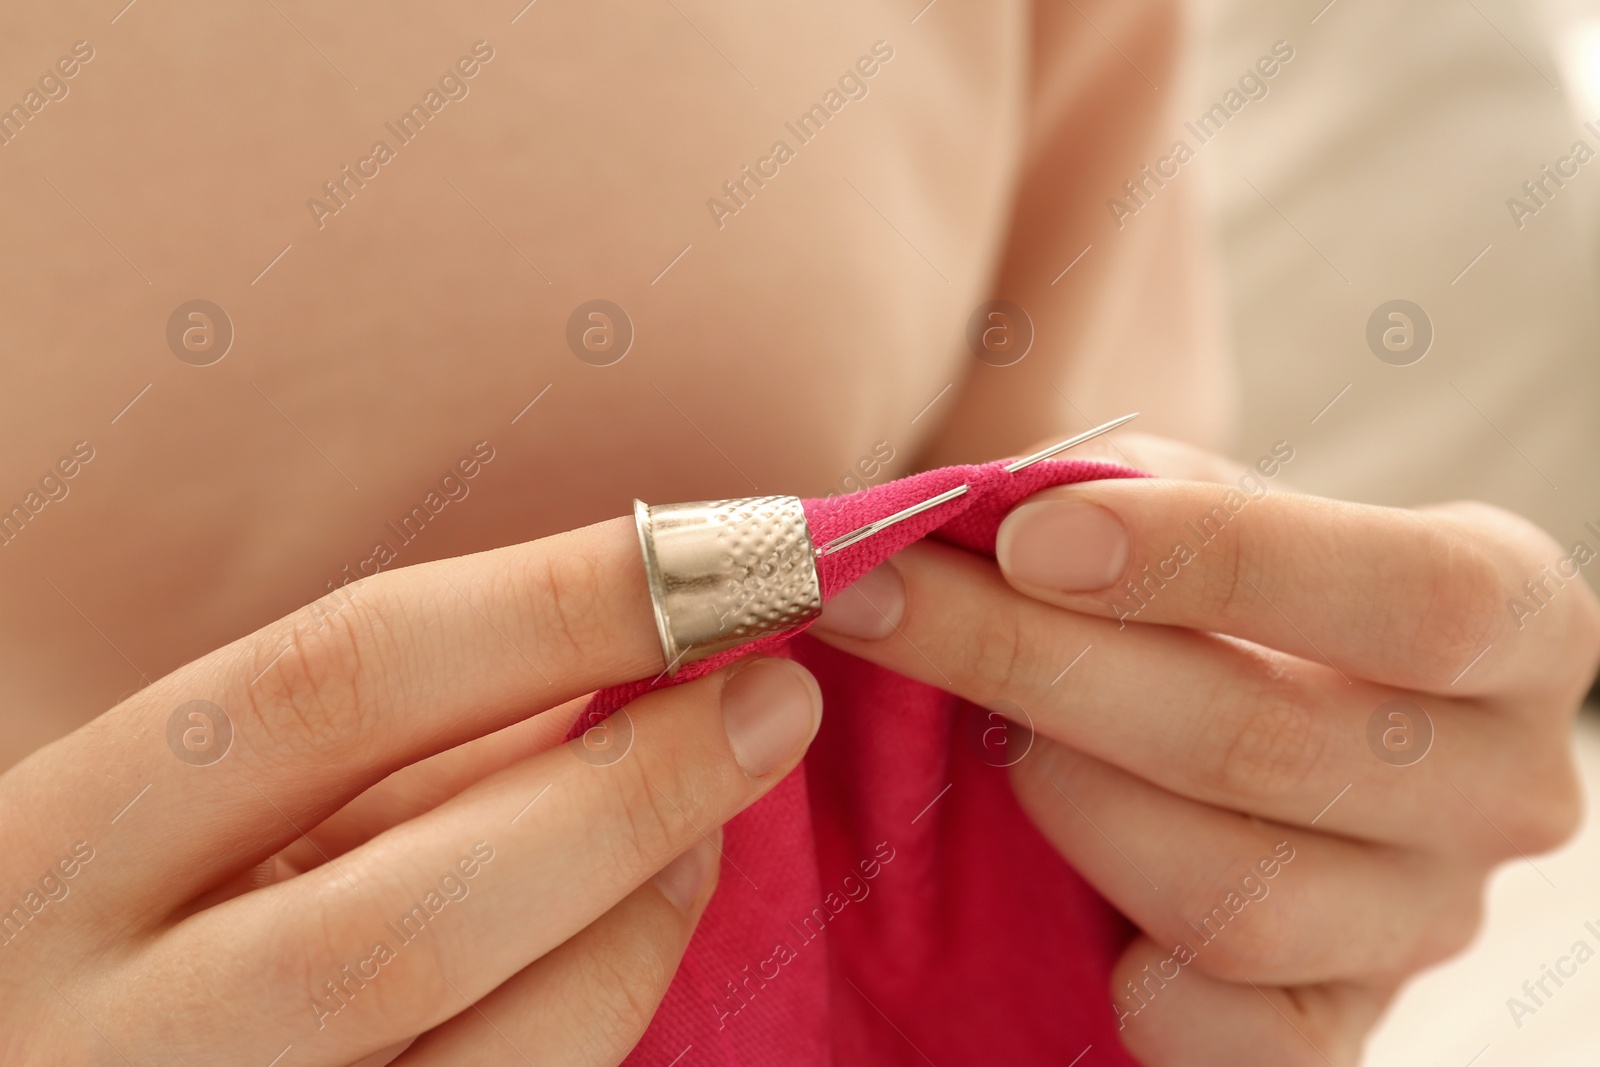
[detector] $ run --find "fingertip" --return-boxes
[997,495,1130,595]
[812,562,906,641]
[720,657,823,778]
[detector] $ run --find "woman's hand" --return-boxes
[810,432,1599,1066]
[0,518,822,1066]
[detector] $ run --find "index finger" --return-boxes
[994,478,1597,699]
[12,516,666,923]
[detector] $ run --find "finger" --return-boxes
[811,539,1585,851]
[1008,738,1485,986]
[10,515,670,921]
[992,478,1598,698]
[1109,935,1388,1067]
[280,694,591,867]
[134,656,820,1064]
[184,702,589,916]
[392,831,721,1067]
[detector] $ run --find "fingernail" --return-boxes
[998,499,1128,592]
[721,658,823,777]
[652,829,721,912]
[811,562,905,640]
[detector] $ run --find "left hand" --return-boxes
[808,432,1600,1067]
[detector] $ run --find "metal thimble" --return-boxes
[633,495,823,675]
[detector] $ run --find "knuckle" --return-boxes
[240,589,395,761]
[1196,661,1329,804]
[1194,509,1251,622]
[581,920,675,1045]
[517,548,609,669]
[962,594,1071,707]
[595,755,705,880]
[266,871,453,1039]
[965,595,1032,706]
[1405,525,1503,686]
[1490,751,1584,856]
[1538,766,1587,850]
[1459,498,1600,695]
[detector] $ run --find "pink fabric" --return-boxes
[569,457,1149,1065]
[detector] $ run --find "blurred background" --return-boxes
[1196,0,1600,1060]
[2,1,1596,1060]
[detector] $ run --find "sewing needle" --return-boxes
[816,412,1139,557]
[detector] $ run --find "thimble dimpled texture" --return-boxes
[715,496,819,637]
[639,495,822,670]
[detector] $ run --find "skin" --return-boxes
[0,0,1223,759]
[0,0,1586,1064]
[0,519,824,1064]
[810,432,1600,1066]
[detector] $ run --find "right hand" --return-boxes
[0,517,824,1066]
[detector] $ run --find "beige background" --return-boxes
[1198,0,1600,1060]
